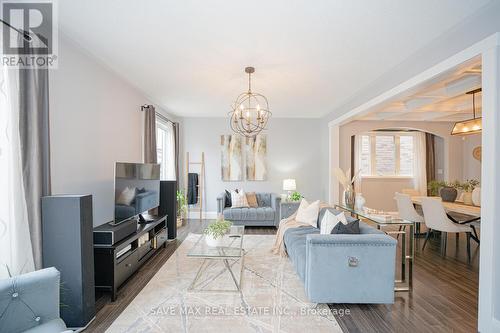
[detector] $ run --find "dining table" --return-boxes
[411,196,481,218]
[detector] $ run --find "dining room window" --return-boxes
[359,132,414,177]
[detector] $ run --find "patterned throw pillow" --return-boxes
[231,190,249,208]
[320,210,348,234]
[246,192,258,208]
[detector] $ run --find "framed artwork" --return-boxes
[221,135,243,181]
[246,134,267,181]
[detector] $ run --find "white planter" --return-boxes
[205,234,223,247]
[462,192,473,205]
[355,193,366,211]
[472,187,481,206]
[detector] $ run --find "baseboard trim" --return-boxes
[187,211,218,219]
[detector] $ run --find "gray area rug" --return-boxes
[107,234,342,332]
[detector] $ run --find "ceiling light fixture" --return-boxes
[451,88,482,136]
[229,67,271,138]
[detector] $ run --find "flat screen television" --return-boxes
[113,162,160,225]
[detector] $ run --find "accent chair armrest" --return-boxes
[0,267,63,333]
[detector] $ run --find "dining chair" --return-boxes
[395,192,425,236]
[421,197,474,262]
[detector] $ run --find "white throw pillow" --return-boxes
[295,199,320,227]
[320,210,348,234]
[231,190,249,208]
[117,186,136,206]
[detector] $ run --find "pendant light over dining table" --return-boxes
[229,67,271,138]
[451,88,482,135]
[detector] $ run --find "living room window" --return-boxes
[359,132,414,177]
[156,119,176,180]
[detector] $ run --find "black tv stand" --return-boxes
[93,214,167,301]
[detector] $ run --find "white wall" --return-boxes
[49,37,168,226]
[462,133,482,181]
[338,120,465,211]
[180,117,324,213]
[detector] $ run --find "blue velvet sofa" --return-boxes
[284,207,397,304]
[217,192,281,226]
[0,267,71,333]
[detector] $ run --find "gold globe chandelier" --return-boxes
[229,67,271,138]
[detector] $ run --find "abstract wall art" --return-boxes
[246,134,267,181]
[221,135,243,181]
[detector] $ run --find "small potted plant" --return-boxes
[439,181,460,202]
[176,190,187,227]
[203,219,232,247]
[427,180,446,196]
[289,191,302,202]
[459,179,480,205]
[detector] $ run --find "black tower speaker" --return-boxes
[41,195,95,329]
[159,180,177,239]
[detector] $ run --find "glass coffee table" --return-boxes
[335,204,415,292]
[187,225,245,292]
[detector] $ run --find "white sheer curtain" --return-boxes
[0,66,35,278]
[353,135,362,192]
[413,132,427,195]
[156,119,176,180]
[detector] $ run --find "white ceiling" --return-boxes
[58,0,492,118]
[355,59,482,122]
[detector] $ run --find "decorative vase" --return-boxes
[176,217,183,227]
[439,186,457,202]
[344,190,355,209]
[205,234,223,247]
[472,187,481,206]
[355,193,366,211]
[462,191,473,205]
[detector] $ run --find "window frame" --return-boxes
[359,131,415,179]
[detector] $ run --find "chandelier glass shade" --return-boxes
[229,67,271,138]
[451,88,482,135]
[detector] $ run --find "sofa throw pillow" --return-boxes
[295,199,320,227]
[231,190,249,208]
[331,219,360,234]
[320,210,349,234]
[246,192,258,208]
[117,186,136,206]
[224,190,232,208]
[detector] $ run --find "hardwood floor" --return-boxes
[87,220,479,333]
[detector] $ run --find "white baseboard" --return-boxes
[187,211,218,219]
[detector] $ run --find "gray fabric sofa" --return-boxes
[0,267,72,333]
[284,207,397,304]
[217,192,281,226]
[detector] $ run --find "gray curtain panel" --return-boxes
[18,66,51,270]
[173,122,180,181]
[143,106,157,163]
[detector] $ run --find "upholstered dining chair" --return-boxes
[421,197,474,262]
[395,192,425,236]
